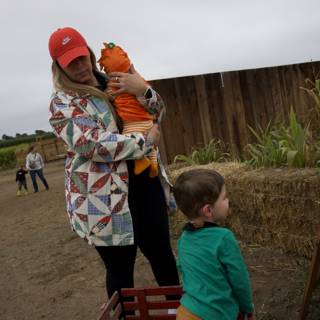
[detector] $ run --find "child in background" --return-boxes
[15,165,28,196]
[98,42,164,177]
[173,169,254,320]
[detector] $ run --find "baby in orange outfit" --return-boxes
[98,42,158,177]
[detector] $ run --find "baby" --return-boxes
[99,42,159,177]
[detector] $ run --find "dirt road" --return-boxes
[0,160,319,319]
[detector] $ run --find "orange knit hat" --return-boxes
[98,42,131,73]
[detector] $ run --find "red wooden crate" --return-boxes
[98,286,182,320]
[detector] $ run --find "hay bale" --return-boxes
[167,162,320,258]
[56,139,67,155]
[167,162,248,183]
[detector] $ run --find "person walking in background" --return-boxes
[15,165,28,196]
[173,169,254,320]
[25,146,49,193]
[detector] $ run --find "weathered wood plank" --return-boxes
[151,61,320,163]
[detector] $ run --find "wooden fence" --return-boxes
[151,61,320,164]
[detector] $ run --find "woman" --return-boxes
[48,27,179,301]
[25,146,49,192]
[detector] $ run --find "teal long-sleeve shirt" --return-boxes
[177,223,254,320]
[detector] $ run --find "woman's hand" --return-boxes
[108,65,147,97]
[104,88,116,101]
[147,124,161,147]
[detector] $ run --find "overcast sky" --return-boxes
[1,0,320,136]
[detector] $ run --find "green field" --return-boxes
[0,143,29,170]
[0,143,29,154]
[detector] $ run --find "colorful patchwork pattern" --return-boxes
[49,90,174,246]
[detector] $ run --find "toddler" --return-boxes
[15,165,28,196]
[173,169,254,320]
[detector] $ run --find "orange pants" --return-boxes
[176,305,201,320]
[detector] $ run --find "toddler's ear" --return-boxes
[201,204,213,218]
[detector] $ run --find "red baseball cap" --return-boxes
[49,27,89,67]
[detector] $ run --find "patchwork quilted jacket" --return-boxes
[49,89,174,246]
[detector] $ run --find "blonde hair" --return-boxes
[51,47,121,128]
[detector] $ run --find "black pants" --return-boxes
[17,180,28,191]
[95,161,180,299]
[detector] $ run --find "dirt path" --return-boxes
[0,160,319,319]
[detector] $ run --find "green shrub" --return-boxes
[0,149,16,169]
[245,108,314,168]
[245,121,285,168]
[174,139,231,165]
[301,78,320,114]
[0,144,29,154]
[0,144,29,170]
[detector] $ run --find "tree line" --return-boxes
[1,130,52,140]
[0,130,55,148]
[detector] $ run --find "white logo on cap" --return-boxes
[62,36,71,45]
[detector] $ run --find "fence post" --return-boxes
[299,236,320,319]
